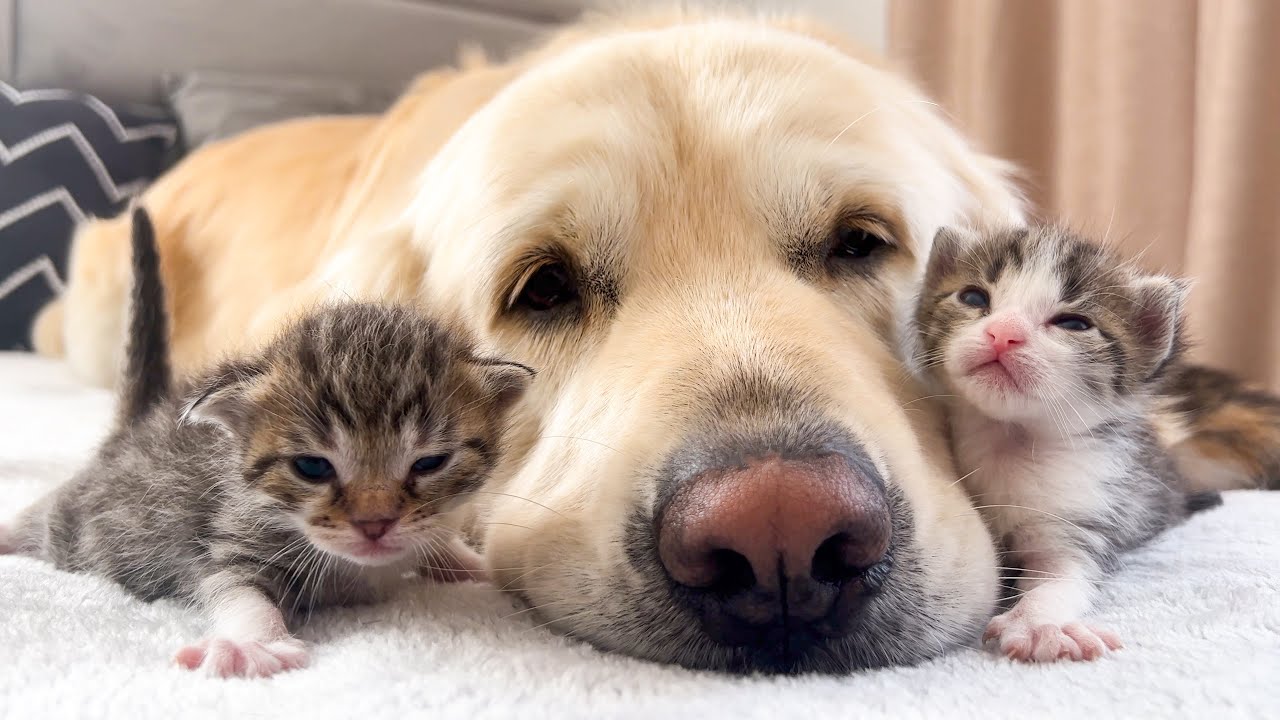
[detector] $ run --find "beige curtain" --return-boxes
[889,0,1280,390]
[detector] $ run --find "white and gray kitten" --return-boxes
[0,208,533,677]
[913,224,1220,663]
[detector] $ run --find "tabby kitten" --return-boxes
[1,208,533,677]
[913,224,1220,663]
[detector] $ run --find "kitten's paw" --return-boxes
[984,614,1121,662]
[174,636,309,678]
[1061,622,1124,660]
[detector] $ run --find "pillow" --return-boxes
[0,81,180,351]
[164,71,396,147]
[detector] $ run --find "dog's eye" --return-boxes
[514,261,578,313]
[1051,314,1093,331]
[292,456,336,482]
[958,287,990,309]
[829,225,890,261]
[411,454,451,474]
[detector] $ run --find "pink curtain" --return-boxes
[890,0,1280,389]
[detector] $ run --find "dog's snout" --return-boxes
[658,455,888,589]
[657,447,891,645]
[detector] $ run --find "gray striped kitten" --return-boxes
[0,208,533,677]
[913,225,1220,663]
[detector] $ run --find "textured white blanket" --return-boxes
[1,352,1276,719]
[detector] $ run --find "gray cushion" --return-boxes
[0,0,13,79]
[165,71,396,147]
[464,0,590,21]
[5,0,557,106]
[0,81,178,350]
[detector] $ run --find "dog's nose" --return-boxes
[657,452,891,638]
[353,518,396,541]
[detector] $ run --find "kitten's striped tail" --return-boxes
[118,206,172,423]
[1159,364,1280,491]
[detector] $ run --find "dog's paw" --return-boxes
[984,613,1121,662]
[174,636,309,678]
[419,535,489,583]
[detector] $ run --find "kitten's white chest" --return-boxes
[951,405,1110,537]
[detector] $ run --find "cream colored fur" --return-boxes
[34,8,1027,666]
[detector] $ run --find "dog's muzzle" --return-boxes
[652,418,894,668]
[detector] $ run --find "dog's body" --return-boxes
[31,8,1269,672]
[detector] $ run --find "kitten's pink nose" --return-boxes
[353,518,396,541]
[986,318,1027,356]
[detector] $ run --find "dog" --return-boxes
[31,7,1264,673]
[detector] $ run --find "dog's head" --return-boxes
[408,14,1021,672]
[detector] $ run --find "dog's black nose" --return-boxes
[656,443,892,650]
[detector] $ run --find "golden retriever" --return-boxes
[34,8,1076,672]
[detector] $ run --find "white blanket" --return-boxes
[1,352,1276,719]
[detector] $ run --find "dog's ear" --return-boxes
[468,357,536,415]
[180,361,268,435]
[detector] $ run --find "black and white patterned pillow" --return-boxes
[0,82,181,350]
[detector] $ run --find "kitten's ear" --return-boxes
[924,226,970,285]
[180,362,267,433]
[1130,274,1192,380]
[469,357,536,414]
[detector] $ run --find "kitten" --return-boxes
[1160,362,1280,491]
[0,208,533,677]
[913,224,1221,663]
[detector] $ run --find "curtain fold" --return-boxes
[890,0,1280,390]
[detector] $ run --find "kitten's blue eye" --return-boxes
[958,287,990,309]
[292,456,335,482]
[411,454,451,474]
[1052,314,1093,331]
